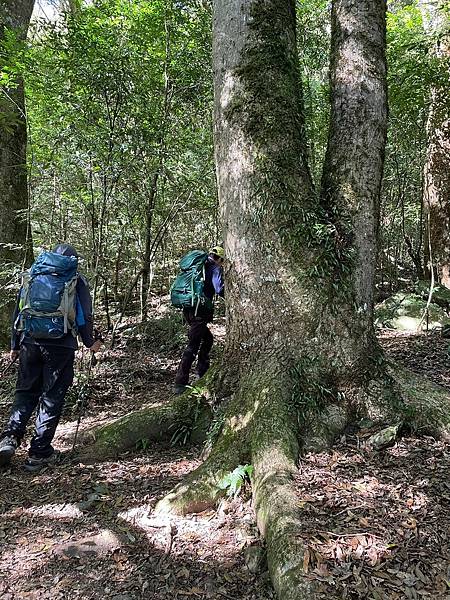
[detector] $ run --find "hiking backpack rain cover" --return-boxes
[15,251,79,339]
[170,250,213,314]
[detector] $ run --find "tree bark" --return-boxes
[154,1,396,598]
[82,1,450,598]
[66,0,82,15]
[316,0,391,406]
[421,1,450,286]
[0,0,34,347]
[211,0,393,448]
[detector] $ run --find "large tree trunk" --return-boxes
[0,0,34,347]
[204,2,393,597]
[211,0,393,457]
[83,1,450,598]
[317,0,390,410]
[159,0,396,597]
[421,1,450,286]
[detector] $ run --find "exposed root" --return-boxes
[154,461,229,515]
[252,447,318,599]
[248,381,320,599]
[155,414,249,515]
[301,404,348,453]
[79,392,212,460]
[155,375,325,595]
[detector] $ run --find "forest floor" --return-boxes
[0,308,449,600]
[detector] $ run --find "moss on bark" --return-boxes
[79,391,213,460]
[154,370,326,597]
[389,363,450,438]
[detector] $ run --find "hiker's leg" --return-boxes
[175,316,204,386]
[1,344,43,445]
[196,326,214,378]
[29,346,75,458]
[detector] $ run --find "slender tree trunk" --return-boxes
[141,169,161,321]
[317,0,389,394]
[140,10,171,321]
[0,0,34,348]
[66,0,82,15]
[421,1,450,286]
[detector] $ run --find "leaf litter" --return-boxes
[291,330,450,598]
[0,316,271,600]
[0,322,448,599]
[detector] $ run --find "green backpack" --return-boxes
[170,250,213,314]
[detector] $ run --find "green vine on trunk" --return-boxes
[223,0,356,296]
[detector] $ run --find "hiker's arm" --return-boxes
[76,276,96,349]
[212,266,224,297]
[10,292,21,353]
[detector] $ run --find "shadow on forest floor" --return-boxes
[0,321,449,599]
[291,330,450,598]
[0,315,271,600]
[293,437,449,598]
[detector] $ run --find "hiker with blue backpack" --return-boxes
[171,246,224,395]
[0,244,102,472]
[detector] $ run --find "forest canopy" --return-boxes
[0,0,447,317]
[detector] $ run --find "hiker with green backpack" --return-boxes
[171,246,225,395]
[0,244,102,472]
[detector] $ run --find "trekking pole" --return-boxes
[71,329,104,453]
[71,352,95,453]
[0,354,19,381]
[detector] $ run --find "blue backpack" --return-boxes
[15,251,80,339]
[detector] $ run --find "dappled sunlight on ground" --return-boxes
[0,443,273,599]
[0,322,449,598]
[380,329,450,390]
[0,318,272,599]
[11,502,84,519]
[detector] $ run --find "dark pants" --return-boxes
[175,309,214,386]
[1,343,75,457]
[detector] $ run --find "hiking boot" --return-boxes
[174,384,187,395]
[0,436,18,467]
[23,450,61,473]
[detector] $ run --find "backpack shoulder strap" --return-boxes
[59,274,79,334]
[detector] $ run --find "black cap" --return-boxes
[53,243,78,258]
